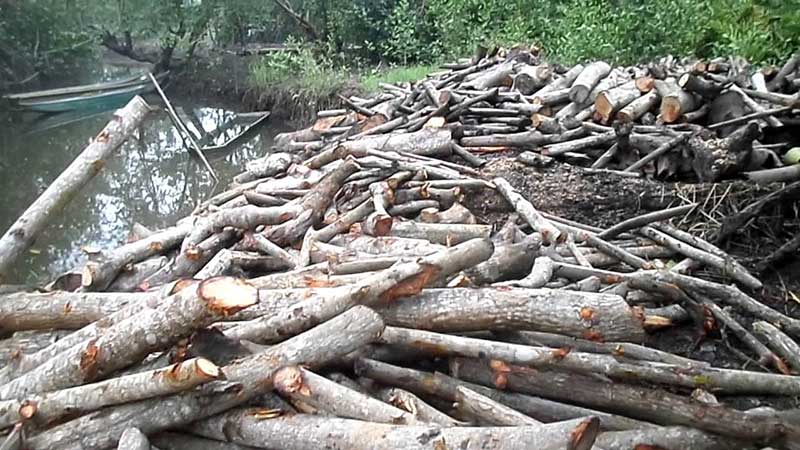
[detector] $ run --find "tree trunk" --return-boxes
[0,97,151,282]
[377,287,646,342]
[191,409,600,450]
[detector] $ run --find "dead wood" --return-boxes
[354,358,650,431]
[191,408,600,450]
[375,387,461,426]
[381,326,800,395]
[0,97,151,283]
[454,386,542,426]
[450,357,793,441]
[273,366,418,424]
[24,306,384,450]
[0,277,257,399]
[377,287,646,342]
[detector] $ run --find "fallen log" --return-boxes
[0,290,149,332]
[0,277,257,399]
[383,326,800,394]
[454,386,542,426]
[377,287,647,342]
[273,365,418,424]
[354,358,651,430]
[191,408,600,450]
[0,96,151,282]
[450,357,793,441]
[25,306,385,450]
[493,178,561,243]
[570,61,612,105]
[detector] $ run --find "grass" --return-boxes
[359,64,440,93]
[246,50,355,121]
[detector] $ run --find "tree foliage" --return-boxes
[2,0,799,80]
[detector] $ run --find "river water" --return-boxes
[0,92,292,285]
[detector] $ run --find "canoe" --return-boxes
[202,112,271,153]
[3,72,150,102]
[5,72,168,113]
[14,83,155,113]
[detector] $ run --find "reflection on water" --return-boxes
[0,100,292,284]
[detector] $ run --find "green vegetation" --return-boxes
[360,65,439,93]
[2,0,799,94]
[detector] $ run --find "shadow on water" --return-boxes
[0,98,294,284]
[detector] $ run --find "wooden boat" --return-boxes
[201,111,271,153]
[4,72,168,113]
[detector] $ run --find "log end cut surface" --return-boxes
[198,277,259,316]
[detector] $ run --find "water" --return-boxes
[0,98,293,284]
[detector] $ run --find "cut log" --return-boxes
[514,64,552,95]
[225,238,493,344]
[24,306,385,450]
[377,287,647,342]
[191,408,600,450]
[616,90,660,123]
[541,132,616,157]
[660,90,697,123]
[381,326,800,395]
[354,358,651,431]
[450,358,793,441]
[274,366,418,424]
[0,290,149,332]
[595,82,641,123]
[454,386,542,426]
[338,128,452,158]
[0,277,257,399]
[389,221,491,245]
[0,96,151,283]
[493,178,561,243]
[570,61,612,104]
[494,256,553,288]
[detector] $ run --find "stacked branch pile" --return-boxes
[2,50,800,450]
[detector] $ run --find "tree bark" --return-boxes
[450,358,793,441]
[191,409,600,450]
[116,428,149,450]
[0,277,257,399]
[354,358,651,431]
[0,97,151,283]
[454,386,542,426]
[81,223,191,291]
[225,238,493,344]
[0,291,150,332]
[377,287,647,342]
[24,306,385,450]
[570,61,612,105]
[493,178,561,243]
[594,426,743,450]
[274,366,418,424]
[382,326,800,395]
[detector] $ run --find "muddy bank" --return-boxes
[173,52,358,123]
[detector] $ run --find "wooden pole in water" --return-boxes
[0,96,152,283]
[148,73,218,182]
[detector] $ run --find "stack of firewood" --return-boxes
[2,50,800,450]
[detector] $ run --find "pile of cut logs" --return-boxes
[2,49,800,450]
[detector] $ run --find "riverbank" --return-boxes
[174,49,439,123]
